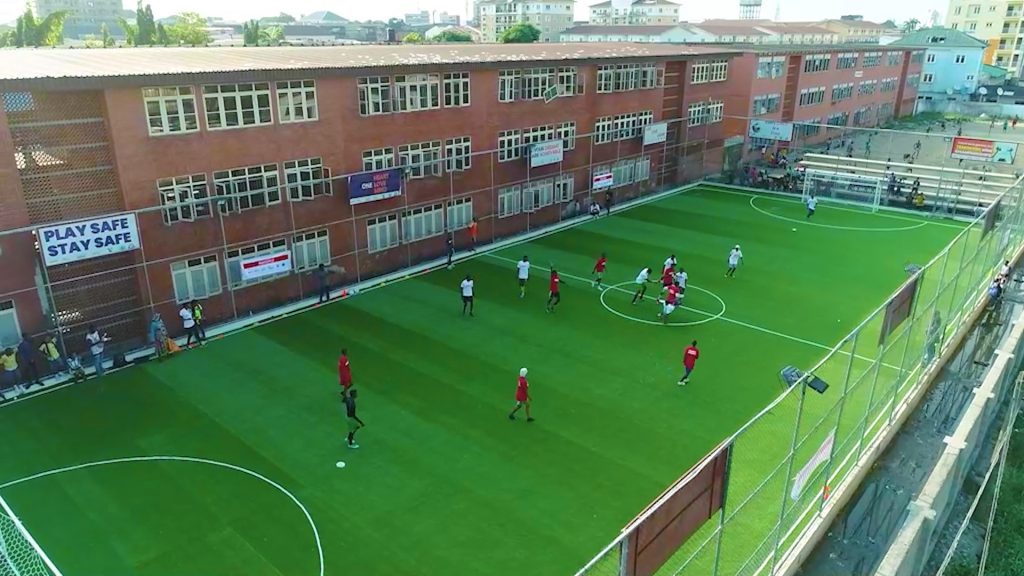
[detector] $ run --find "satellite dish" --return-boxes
[979,87,989,95]
[998,87,1005,95]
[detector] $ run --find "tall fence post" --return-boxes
[710,443,734,576]
[889,268,925,425]
[818,330,860,515]
[856,338,887,461]
[770,382,809,571]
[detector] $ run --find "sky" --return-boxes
[0,0,945,29]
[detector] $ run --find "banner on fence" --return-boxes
[593,172,614,190]
[950,137,1018,163]
[880,275,920,345]
[643,122,668,146]
[37,213,141,266]
[790,429,836,501]
[348,168,403,205]
[530,140,564,168]
[240,250,292,281]
[748,119,794,142]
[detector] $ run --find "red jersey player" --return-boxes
[658,281,682,324]
[592,253,608,289]
[338,348,353,393]
[546,268,562,312]
[680,340,700,385]
[508,367,534,422]
[661,267,675,289]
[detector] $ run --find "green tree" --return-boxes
[0,28,14,47]
[260,25,284,46]
[117,16,138,45]
[137,3,156,45]
[101,22,115,47]
[402,31,423,43]
[901,18,921,32]
[14,5,67,47]
[168,12,211,45]
[434,29,473,42]
[243,19,260,45]
[260,12,295,24]
[156,22,170,45]
[499,22,540,43]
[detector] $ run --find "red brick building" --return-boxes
[0,43,920,351]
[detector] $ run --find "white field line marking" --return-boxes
[485,253,900,370]
[749,196,929,232]
[598,281,727,327]
[0,456,325,576]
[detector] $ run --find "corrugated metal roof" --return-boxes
[0,44,739,85]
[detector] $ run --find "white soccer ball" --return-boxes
[792,228,797,232]
[336,461,346,468]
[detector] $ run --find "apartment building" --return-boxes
[33,0,124,38]
[889,27,986,108]
[945,0,1024,75]
[477,0,576,42]
[589,0,681,26]
[0,43,751,347]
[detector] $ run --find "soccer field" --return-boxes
[0,186,966,576]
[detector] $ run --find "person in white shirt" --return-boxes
[664,255,677,272]
[675,268,688,293]
[726,245,744,278]
[516,256,531,299]
[85,325,111,377]
[180,303,203,347]
[460,274,475,317]
[632,267,654,304]
[1000,260,1011,280]
[806,194,817,219]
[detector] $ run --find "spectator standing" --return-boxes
[85,325,111,376]
[191,300,206,339]
[1,347,23,397]
[38,334,64,375]
[149,313,168,359]
[17,333,40,387]
[180,303,202,347]
[605,190,614,216]
[446,235,455,270]
[468,218,479,252]
[312,264,332,304]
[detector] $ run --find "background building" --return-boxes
[889,27,986,110]
[32,0,125,38]
[944,0,1023,75]
[561,24,711,42]
[588,0,680,26]
[404,11,432,26]
[477,0,575,42]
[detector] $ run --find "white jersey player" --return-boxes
[516,256,531,298]
[674,268,688,292]
[725,245,743,278]
[631,267,654,305]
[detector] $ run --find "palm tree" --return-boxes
[259,25,284,46]
[901,18,921,33]
[14,6,67,47]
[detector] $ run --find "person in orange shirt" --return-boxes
[467,218,479,252]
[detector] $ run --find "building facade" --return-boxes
[889,27,986,108]
[33,0,124,38]
[561,24,712,43]
[589,0,680,26]
[477,0,575,42]
[0,43,764,349]
[944,0,1024,75]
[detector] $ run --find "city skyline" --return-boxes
[0,0,941,29]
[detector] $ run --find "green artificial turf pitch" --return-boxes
[0,186,967,576]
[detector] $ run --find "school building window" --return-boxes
[857,80,877,96]
[887,52,902,66]
[752,93,781,115]
[798,87,826,106]
[443,72,471,108]
[803,54,831,73]
[522,124,557,149]
[398,141,442,179]
[203,83,273,130]
[276,80,318,124]
[836,53,858,70]
[690,59,729,84]
[555,174,574,202]
[284,157,332,202]
[498,69,520,102]
[794,119,822,138]
[558,121,576,151]
[170,255,222,303]
[394,74,441,112]
[143,86,198,136]
[358,76,393,115]
[0,300,20,348]
[226,239,288,289]
[498,129,522,162]
[688,101,723,126]
[594,116,615,144]
[557,67,581,96]
[213,163,281,214]
[447,198,473,231]
[498,185,522,218]
[445,137,472,172]
[522,179,554,212]
[831,83,854,102]
[862,52,882,67]
[367,215,399,253]
[756,56,785,78]
[292,229,330,272]
[362,147,395,172]
[522,67,556,100]
[158,173,211,225]
[402,204,445,243]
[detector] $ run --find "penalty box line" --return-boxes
[483,253,900,371]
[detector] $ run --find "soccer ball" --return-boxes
[350,287,360,296]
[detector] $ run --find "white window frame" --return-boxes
[443,72,471,108]
[402,203,445,243]
[611,159,634,189]
[159,173,211,225]
[170,255,222,303]
[213,163,281,214]
[498,185,522,218]
[358,76,393,116]
[923,73,935,83]
[522,67,556,100]
[362,147,395,172]
[284,157,332,202]
[446,198,473,231]
[143,86,199,136]
[709,59,728,82]
[688,102,704,126]
[595,116,615,144]
[399,141,443,179]
[555,174,574,202]
[558,121,576,151]
[597,66,615,93]
[203,83,273,130]
[499,129,522,162]
[225,238,288,289]
[276,80,318,124]
[635,155,651,182]
[690,61,710,84]
[367,214,400,253]
[707,101,723,124]
[445,136,472,172]
[0,300,21,348]
[803,54,830,73]
[522,124,556,150]
[557,67,580,96]
[292,229,330,272]
[394,74,441,113]
[498,69,521,102]
[954,54,966,64]
[752,93,781,115]
[522,178,554,212]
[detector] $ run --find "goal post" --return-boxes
[0,494,62,576]
[802,169,884,212]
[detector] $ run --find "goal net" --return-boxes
[0,495,61,576]
[802,169,884,212]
